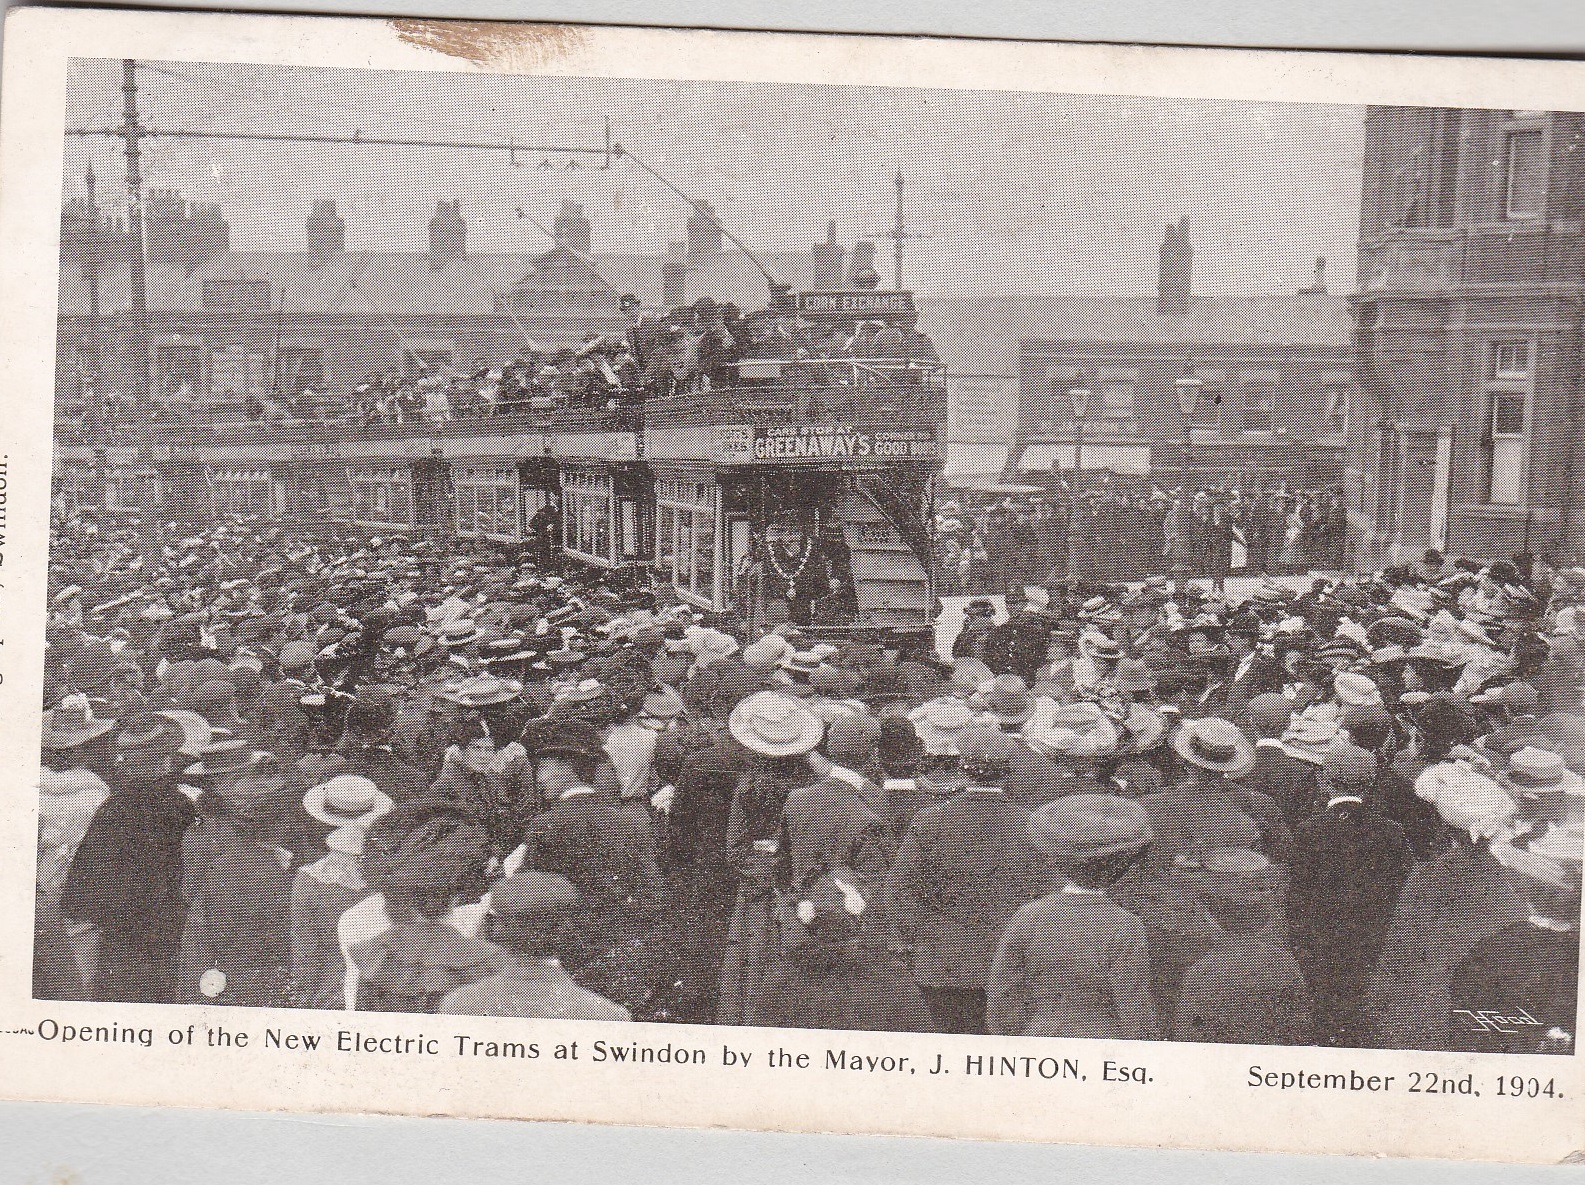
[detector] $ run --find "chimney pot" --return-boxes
[428,198,466,266]
[686,200,723,258]
[1157,216,1192,315]
[306,198,345,255]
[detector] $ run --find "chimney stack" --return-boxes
[428,199,466,266]
[1300,255,1329,295]
[1157,215,1192,315]
[662,241,688,307]
[306,199,345,256]
[848,240,880,290]
[554,199,591,255]
[811,219,846,289]
[686,200,723,258]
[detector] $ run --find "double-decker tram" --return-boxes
[55,283,947,638]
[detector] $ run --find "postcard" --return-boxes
[3,6,1585,1162]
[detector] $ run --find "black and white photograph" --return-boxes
[28,36,1585,1082]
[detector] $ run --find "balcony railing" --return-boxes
[61,355,948,449]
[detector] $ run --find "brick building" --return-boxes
[1350,106,1585,566]
[54,191,819,417]
[922,220,1356,491]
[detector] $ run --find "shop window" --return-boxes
[656,476,719,605]
[349,466,413,525]
[563,470,614,563]
[454,464,520,539]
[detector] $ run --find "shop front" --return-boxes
[560,463,648,570]
[454,460,527,542]
[208,467,273,519]
[347,463,415,530]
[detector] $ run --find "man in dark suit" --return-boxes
[1234,692,1318,829]
[883,727,1045,1035]
[1287,745,1412,1047]
[1220,616,1285,721]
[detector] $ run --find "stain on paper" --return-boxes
[391,20,588,69]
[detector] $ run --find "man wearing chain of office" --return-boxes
[751,504,856,628]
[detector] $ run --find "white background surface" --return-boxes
[5,1,1585,1180]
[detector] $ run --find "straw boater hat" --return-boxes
[436,618,481,648]
[729,691,825,758]
[1281,716,1343,766]
[185,738,279,778]
[41,698,116,749]
[157,708,215,758]
[908,697,979,756]
[946,658,995,698]
[437,673,524,708]
[1333,671,1384,708]
[1118,703,1168,754]
[1111,658,1157,695]
[303,774,394,829]
[197,746,288,798]
[1173,717,1256,775]
[975,674,1035,729]
[1500,746,1585,800]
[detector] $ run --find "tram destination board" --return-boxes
[716,424,940,463]
[792,289,916,320]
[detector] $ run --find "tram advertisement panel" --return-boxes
[717,424,940,463]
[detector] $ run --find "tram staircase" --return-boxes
[839,479,934,628]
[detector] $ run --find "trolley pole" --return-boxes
[120,59,160,563]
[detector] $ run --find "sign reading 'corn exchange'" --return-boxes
[792,289,917,319]
[720,424,940,462]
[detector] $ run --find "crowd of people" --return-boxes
[35,506,1584,1050]
[231,297,943,429]
[937,485,1350,592]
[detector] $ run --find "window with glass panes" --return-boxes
[1320,372,1351,438]
[656,476,719,605]
[348,466,413,525]
[1504,124,1546,221]
[454,464,520,539]
[210,469,272,517]
[562,469,614,563]
[1237,369,1279,434]
[1484,340,1532,506]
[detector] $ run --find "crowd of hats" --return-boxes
[36,495,1585,1037]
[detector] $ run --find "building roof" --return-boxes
[916,292,1353,378]
[58,242,1348,380]
[59,244,820,321]
[58,252,547,318]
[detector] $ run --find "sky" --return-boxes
[61,59,1367,298]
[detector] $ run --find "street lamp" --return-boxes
[1063,374,1092,585]
[1174,361,1204,483]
